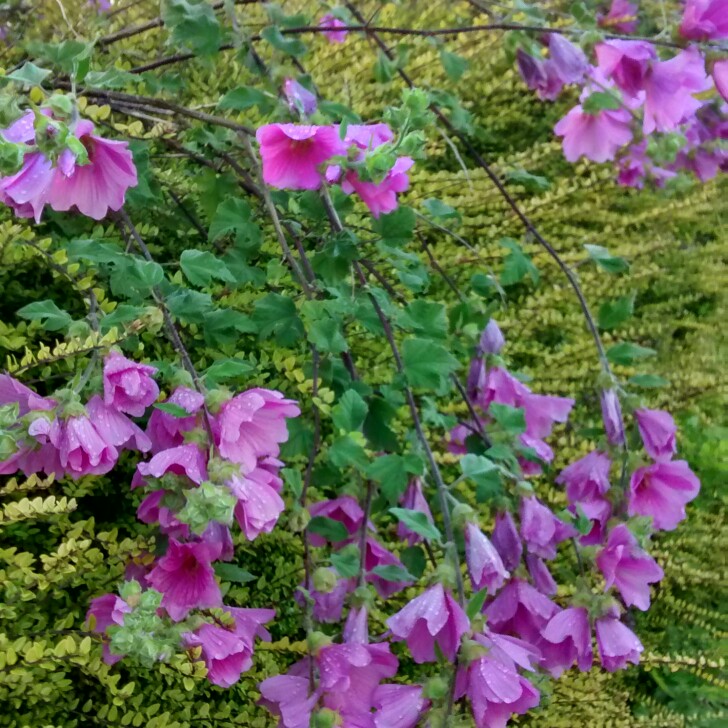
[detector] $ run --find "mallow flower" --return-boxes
[184,623,253,688]
[465,522,510,593]
[372,684,429,728]
[228,467,285,540]
[598,0,639,33]
[341,156,414,218]
[386,583,469,663]
[601,388,625,445]
[634,408,677,461]
[103,351,159,417]
[146,386,205,453]
[308,495,365,547]
[319,14,348,43]
[58,411,118,478]
[520,496,577,560]
[397,478,434,546]
[485,579,560,644]
[132,443,208,489]
[283,78,317,116]
[86,593,132,665]
[556,450,612,504]
[679,0,728,40]
[595,610,644,671]
[364,538,412,598]
[491,510,523,572]
[539,606,593,676]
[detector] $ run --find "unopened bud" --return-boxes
[307,630,333,654]
[289,507,310,533]
[311,708,340,728]
[205,388,232,414]
[435,562,457,591]
[451,502,475,529]
[350,584,375,609]
[423,676,449,701]
[461,638,488,664]
[312,567,338,594]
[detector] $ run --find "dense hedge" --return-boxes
[0,1,726,726]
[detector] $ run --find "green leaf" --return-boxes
[489,403,526,435]
[7,62,51,86]
[204,358,254,386]
[582,90,622,114]
[467,587,489,620]
[332,390,369,432]
[505,168,550,193]
[110,258,164,298]
[400,545,426,579]
[0,138,25,176]
[422,198,460,221]
[261,25,307,57]
[460,454,503,502]
[366,454,424,504]
[371,564,414,582]
[598,293,635,330]
[252,293,304,347]
[208,198,262,250]
[85,69,138,89]
[440,50,469,80]
[629,373,669,388]
[100,304,144,334]
[308,516,349,543]
[202,309,256,347]
[165,288,214,323]
[17,300,71,332]
[397,301,448,339]
[217,86,273,113]
[330,545,360,578]
[329,434,369,470]
[402,338,459,391]
[161,0,222,56]
[282,468,303,499]
[153,402,191,418]
[585,244,629,274]
[180,249,235,287]
[67,239,125,264]
[372,206,416,246]
[373,51,397,82]
[606,342,657,365]
[214,563,256,583]
[500,238,539,286]
[307,316,348,354]
[390,507,442,542]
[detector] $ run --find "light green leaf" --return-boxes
[180,249,235,287]
[402,338,459,391]
[17,300,72,332]
[7,62,51,86]
[607,342,657,365]
[390,507,441,542]
[332,390,368,432]
[585,244,629,274]
[598,293,635,330]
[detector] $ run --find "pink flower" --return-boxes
[595,40,656,98]
[215,388,300,471]
[570,496,612,546]
[184,623,251,688]
[46,121,138,220]
[397,478,434,546]
[255,124,344,190]
[491,511,523,572]
[103,351,158,417]
[364,537,412,598]
[341,156,414,218]
[714,60,728,102]
[59,413,118,478]
[601,388,625,445]
[526,553,557,596]
[540,607,593,676]
[485,579,560,644]
[86,395,152,453]
[319,14,348,43]
[679,0,728,40]
[387,583,469,663]
[596,524,664,610]
[520,496,577,561]
[554,103,633,163]
[629,461,700,531]
[133,443,208,489]
[635,408,677,461]
[548,34,588,85]
[228,468,285,540]
[0,373,55,414]
[86,593,131,665]
[479,319,505,355]
[137,489,189,539]
[523,392,574,440]
[481,366,530,410]
[199,521,235,562]
[595,612,643,671]
[283,78,317,116]
[295,572,354,623]
[373,684,429,728]
[227,606,276,645]
[642,48,711,134]
[516,49,564,101]
[259,665,320,728]
[343,606,369,644]
[308,495,364,547]
[342,123,394,150]
[0,150,54,222]
[146,386,205,453]
[599,0,639,33]
[147,539,222,621]
[556,450,612,503]
[465,522,510,593]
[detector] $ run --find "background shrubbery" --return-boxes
[0,1,725,726]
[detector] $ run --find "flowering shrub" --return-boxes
[0,1,724,726]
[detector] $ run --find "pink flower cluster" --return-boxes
[0,111,137,222]
[516,3,727,186]
[255,122,413,217]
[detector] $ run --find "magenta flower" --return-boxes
[146,386,205,453]
[227,606,276,646]
[184,623,251,688]
[629,460,701,531]
[47,121,138,220]
[0,415,63,478]
[319,14,348,43]
[556,450,612,503]
[0,150,54,222]
[554,102,633,163]
[570,496,612,546]
[86,395,152,453]
[477,629,541,673]
[365,537,412,598]
[634,408,677,461]
[283,78,317,116]
[485,579,560,644]
[595,613,643,671]
[343,605,369,644]
[200,521,235,562]
[102,351,158,417]
[714,60,728,102]
[526,553,557,596]
[491,511,523,572]
[0,373,55,414]
[597,39,656,99]
[458,651,540,728]
[548,34,588,85]
[680,0,728,40]
[295,572,354,623]
[601,388,625,446]
[479,319,505,355]
[373,684,429,728]
[256,124,344,190]
[523,392,574,439]
[308,495,364,547]
[59,413,118,478]
[133,443,208,489]
[259,665,320,728]
[342,123,394,151]
[466,357,487,402]
[387,583,469,663]
[147,539,222,621]
[540,607,593,676]
[397,478,434,546]
[596,524,664,610]
[482,366,530,410]
[516,49,564,101]
[228,468,285,540]
[643,48,711,134]
[86,593,131,665]
[598,0,639,33]
[465,522,509,593]
[215,387,300,471]
[137,489,189,540]
[520,496,577,561]
[341,156,414,218]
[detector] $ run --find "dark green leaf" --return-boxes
[606,342,657,365]
[180,249,235,287]
[629,373,669,388]
[489,403,526,435]
[17,300,71,332]
[85,69,138,89]
[398,301,447,339]
[367,454,424,504]
[308,516,349,543]
[422,198,460,221]
[374,51,397,82]
[440,50,469,80]
[165,288,214,323]
[402,338,459,391]
[500,238,539,286]
[460,454,503,502]
[400,545,426,579]
[585,244,629,274]
[598,294,635,330]
[208,198,261,251]
[154,402,192,418]
[372,206,416,246]
[217,86,273,112]
[370,564,414,582]
[202,309,256,347]
[307,316,348,354]
[161,0,221,56]
[505,168,550,193]
[330,545,360,578]
[582,91,622,114]
[252,293,304,347]
[466,587,489,620]
[110,258,164,298]
[390,507,442,542]
[204,358,254,385]
[332,390,368,432]
[261,25,306,57]
[214,563,256,583]
[329,435,369,470]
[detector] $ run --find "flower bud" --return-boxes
[204,388,231,414]
[479,319,505,355]
[312,567,338,594]
[461,637,488,663]
[423,676,449,700]
[307,630,333,654]
[451,502,475,529]
[311,709,341,728]
[289,507,311,533]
